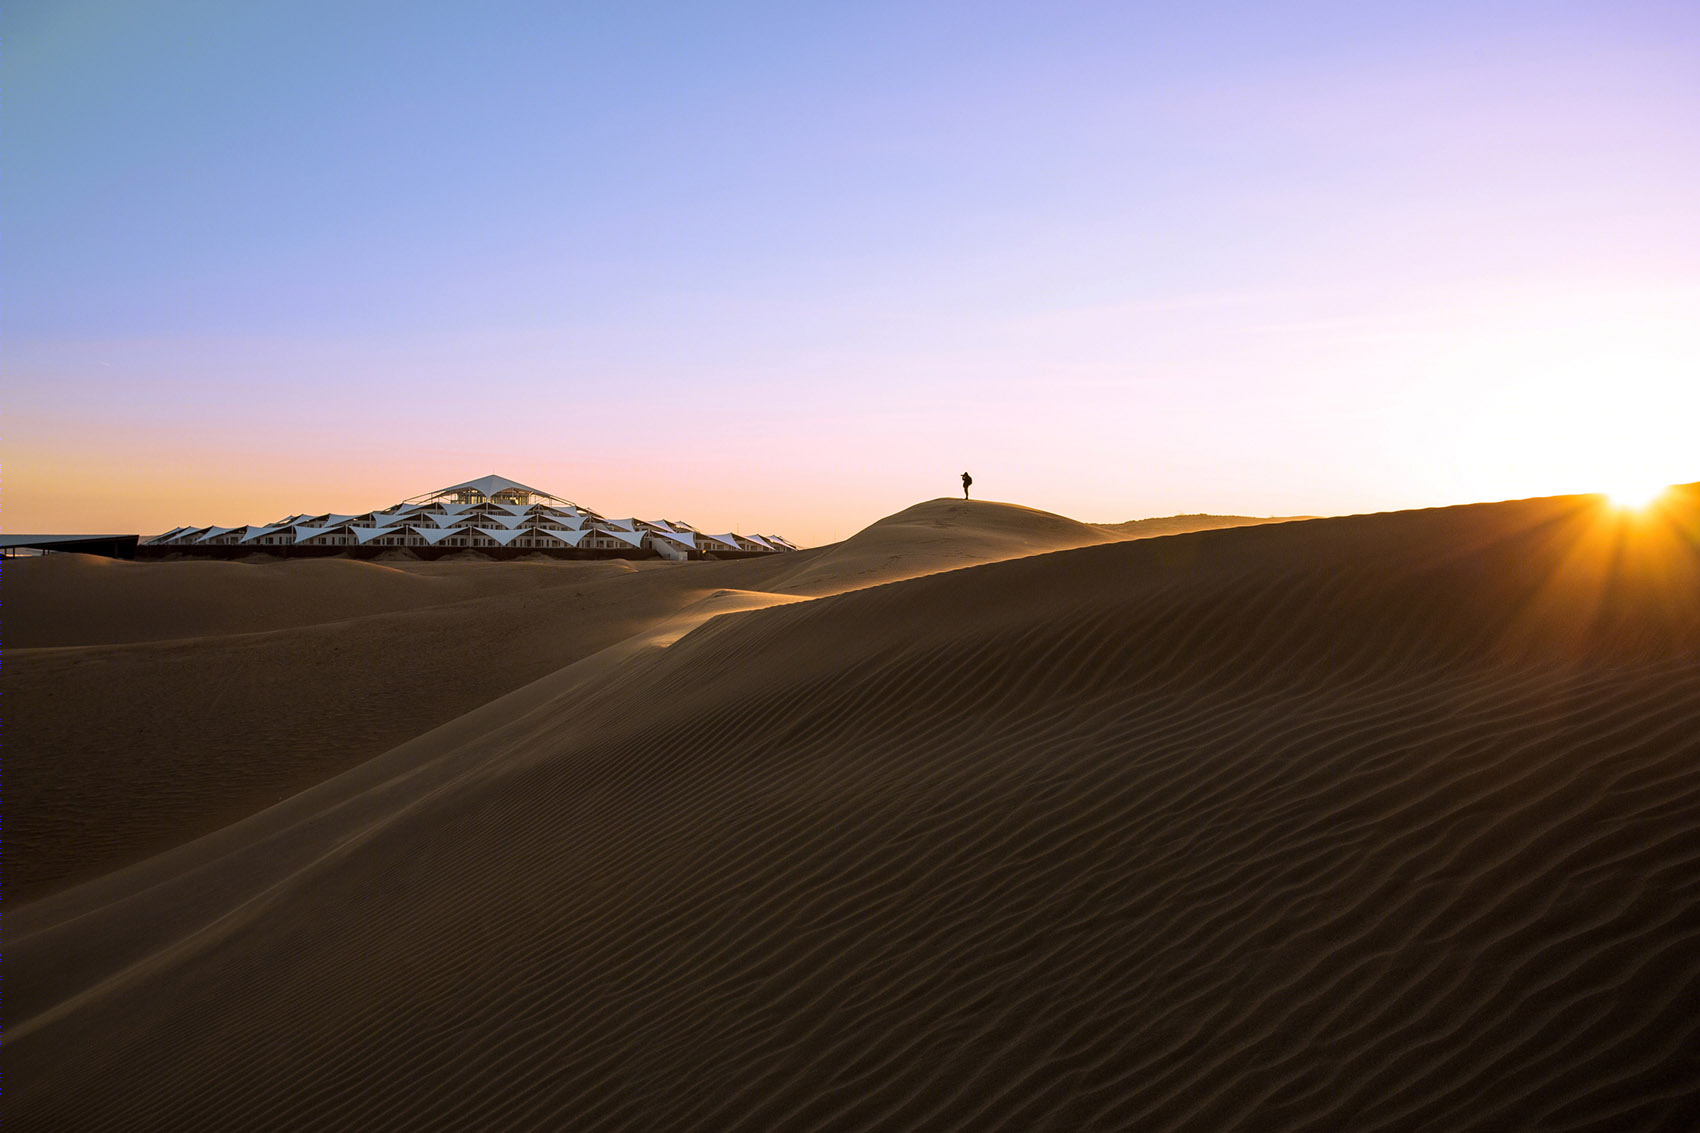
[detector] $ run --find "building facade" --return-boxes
[141,475,797,562]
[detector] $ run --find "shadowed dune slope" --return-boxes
[6,501,1079,899]
[10,486,1700,1131]
[6,560,710,899]
[3,555,637,648]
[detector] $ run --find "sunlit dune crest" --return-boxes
[1601,478,1671,511]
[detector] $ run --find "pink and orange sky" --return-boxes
[11,1,1698,546]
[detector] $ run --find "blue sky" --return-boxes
[12,1,1699,541]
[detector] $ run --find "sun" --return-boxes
[1601,479,1670,511]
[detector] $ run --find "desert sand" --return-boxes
[8,490,1699,1130]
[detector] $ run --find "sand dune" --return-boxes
[8,559,702,897]
[6,501,1091,898]
[767,498,1117,595]
[5,554,649,649]
[1092,512,1313,539]
[9,489,1700,1130]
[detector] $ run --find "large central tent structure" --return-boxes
[143,475,797,561]
[404,474,564,508]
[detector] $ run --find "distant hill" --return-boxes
[1093,513,1315,539]
[768,497,1111,595]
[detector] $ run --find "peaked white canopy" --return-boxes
[421,474,558,502]
[146,475,791,556]
[602,528,647,548]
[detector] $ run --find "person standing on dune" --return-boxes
[961,472,973,500]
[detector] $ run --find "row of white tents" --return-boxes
[144,475,797,559]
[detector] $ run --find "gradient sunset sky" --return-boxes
[12,0,1698,546]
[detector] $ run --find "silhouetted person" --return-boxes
[961,472,973,500]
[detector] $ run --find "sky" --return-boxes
[10,0,1699,545]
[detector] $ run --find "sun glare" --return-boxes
[1602,480,1670,511]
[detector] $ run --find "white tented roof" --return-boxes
[147,475,793,558]
[302,525,355,543]
[428,474,556,501]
